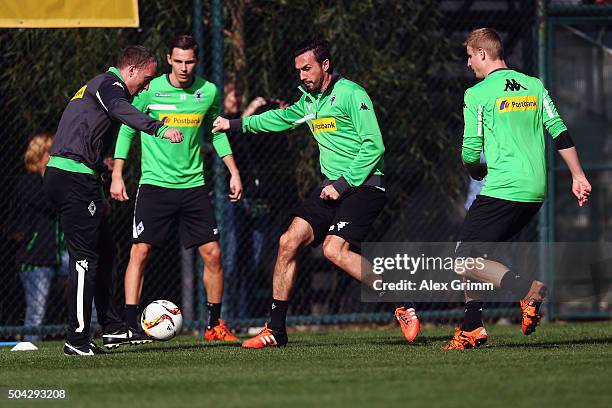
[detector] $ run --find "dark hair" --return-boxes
[169,35,199,59]
[116,45,157,69]
[294,39,332,69]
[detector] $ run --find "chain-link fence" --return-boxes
[548,0,612,319]
[0,0,610,340]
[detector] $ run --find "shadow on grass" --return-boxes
[106,334,612,353]
[489,337,612,349]
[275,334,451,348]
[109,341,242,354]
[248,334,612,350]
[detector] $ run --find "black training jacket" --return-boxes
[50,68,165,173]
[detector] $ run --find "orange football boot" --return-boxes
[204,319,239,341]
[241,323,288,349]
[520,300,542,336]
[394,306,420,342]
[442,326,488,350]
[520,280,547,335]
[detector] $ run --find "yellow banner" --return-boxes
[0,0,139,28]
[496,96,538,113]
[160,114,204,128]
[311,117,337,134]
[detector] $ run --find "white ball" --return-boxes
[141,300,183,341]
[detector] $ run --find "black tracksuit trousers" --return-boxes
[44,167,123,346]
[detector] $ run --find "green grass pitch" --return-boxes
[1,322,610,407]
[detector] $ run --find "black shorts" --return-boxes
[292,186,387,251]
[132,184,219,249]
[456,195,542,257]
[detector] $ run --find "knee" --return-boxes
[200,243,221,265]
[278,231,301,258]
[322,240,343,265]
[131,244,151,264]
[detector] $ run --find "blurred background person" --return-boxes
[15,133,67,342]
[222,80,287,320]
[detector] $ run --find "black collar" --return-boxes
[323,70,342,95]
[489,68,511,75]
[300,69,343,96]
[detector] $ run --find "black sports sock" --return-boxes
[206,302,221,330]
[125,304,139,330]
[461,301,483,332]
[500,270,533,298]
[269,299,289,333]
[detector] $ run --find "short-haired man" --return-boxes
[44,46,184,356]
[444,28,591,350]
[213,39,420,348]
[110,35,242,347]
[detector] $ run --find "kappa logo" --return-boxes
[504,79,527,92]
[359,103,369,110]
[88,201,96,216]
[336,221,349,231]
[329,222,349,231]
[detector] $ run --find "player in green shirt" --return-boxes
[444,28,591,350]
[213,39,420,348]
[107,36,242,347]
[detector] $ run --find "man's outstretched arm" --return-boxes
[557,144,591,207]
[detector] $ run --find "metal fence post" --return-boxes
[210,0,227,322]
[193,0,206,331]
[537,0,555,321]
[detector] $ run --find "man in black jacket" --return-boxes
[44,46,183,356]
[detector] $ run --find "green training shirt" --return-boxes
[233,73,384,193]
[462,69,567,202]
[114,74,232,188]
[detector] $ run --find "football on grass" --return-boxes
[141,300,183,341]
